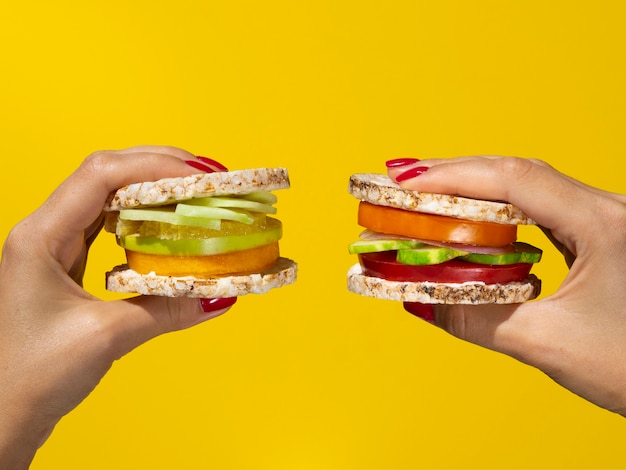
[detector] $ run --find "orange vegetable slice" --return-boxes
[357,202,517,247]
[126,242,280,277]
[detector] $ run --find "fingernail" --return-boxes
[386,158,420,168]
[196,156,228,172]
[403,302,435,323]
[396,166,430,182]
[200,297,238,313]
[185,160,216,173]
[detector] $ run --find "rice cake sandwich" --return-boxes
[346,173,541,313]
[104,167,297,299]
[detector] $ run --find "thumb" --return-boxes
[408,301,540,363]
[96,295,237,359]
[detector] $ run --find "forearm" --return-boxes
[0,435,38,470]
[0,391,55,469]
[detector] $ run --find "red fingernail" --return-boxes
[196,156,228,172]
[396,166,429,182]
[403,302,435,323]
[386,158,420,168]
[200,297,237,312]
[185,160,216,173]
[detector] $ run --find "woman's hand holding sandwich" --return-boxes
[0,146,235,468]
[388,156,626,416]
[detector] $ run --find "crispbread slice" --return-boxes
[347,264,540,304]
[349,173,534,225]
[106,257,297,298]
[105,167,290,211]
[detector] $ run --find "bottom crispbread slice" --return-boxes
[347,263,540,305]
[107,257,297,298]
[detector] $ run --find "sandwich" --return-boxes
[103,167,297,298]
[346,173,541,312]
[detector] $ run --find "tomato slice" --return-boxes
[358,251,533,284]
[357,202,517,247]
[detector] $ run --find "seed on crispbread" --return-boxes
[346,264,540,304]
[106,257,297,298]
[105,167,290,211]
[349,173,534,225]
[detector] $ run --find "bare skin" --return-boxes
[388,156,626,416]
[1,151,623,468]
[0,146,234,469]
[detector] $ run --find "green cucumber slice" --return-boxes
[186,196,277,214]
[119,218,282,256]
[239,191,278,205]
[396,246,469,265]
[348,239,426,254]
[119,208,221,229]
[175,204,255,224]
[461,242,543,265]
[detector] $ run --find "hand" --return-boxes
[0,146,236,468]
[388,156,626,416]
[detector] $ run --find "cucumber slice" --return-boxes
[119,208,222,230]
[396,246,469,265]
[186,196,277,214]
[348,239,426,254]
[175,204,255,224]
[239,191,278,205]
[461,242,543,265]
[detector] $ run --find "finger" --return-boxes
[45,146,197,227]
[387,155,517,180]
[65,213,105,285]
[98,295,236,359]
[108,145,198,159]
[388,157,599,241]
[389,156,625,206]
[409,301,540,365]
[28,147,204,268]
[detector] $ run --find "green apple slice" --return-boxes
[118,218,282,256]
[348,239,426,254]
[239,191,278,205]
[119,207,221,229]
[175,204,255,224]
[186,195,277,214]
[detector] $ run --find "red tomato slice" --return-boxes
[357,202,517,247]
[358,251,533,284]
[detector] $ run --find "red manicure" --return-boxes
[403,302,435,323]
[196,156,228,172]
[185,160,216,173]
[385,158,420,168]
[200,297,238,313]
[396,166,429,182]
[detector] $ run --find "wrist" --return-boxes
[0,388,56,469]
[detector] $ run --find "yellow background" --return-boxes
[1,1,625,468]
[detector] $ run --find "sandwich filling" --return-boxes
[349,202,542,286]
[106,190,283,277]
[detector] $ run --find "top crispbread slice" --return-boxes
[349,173,534,225]
[104,167,290,211]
